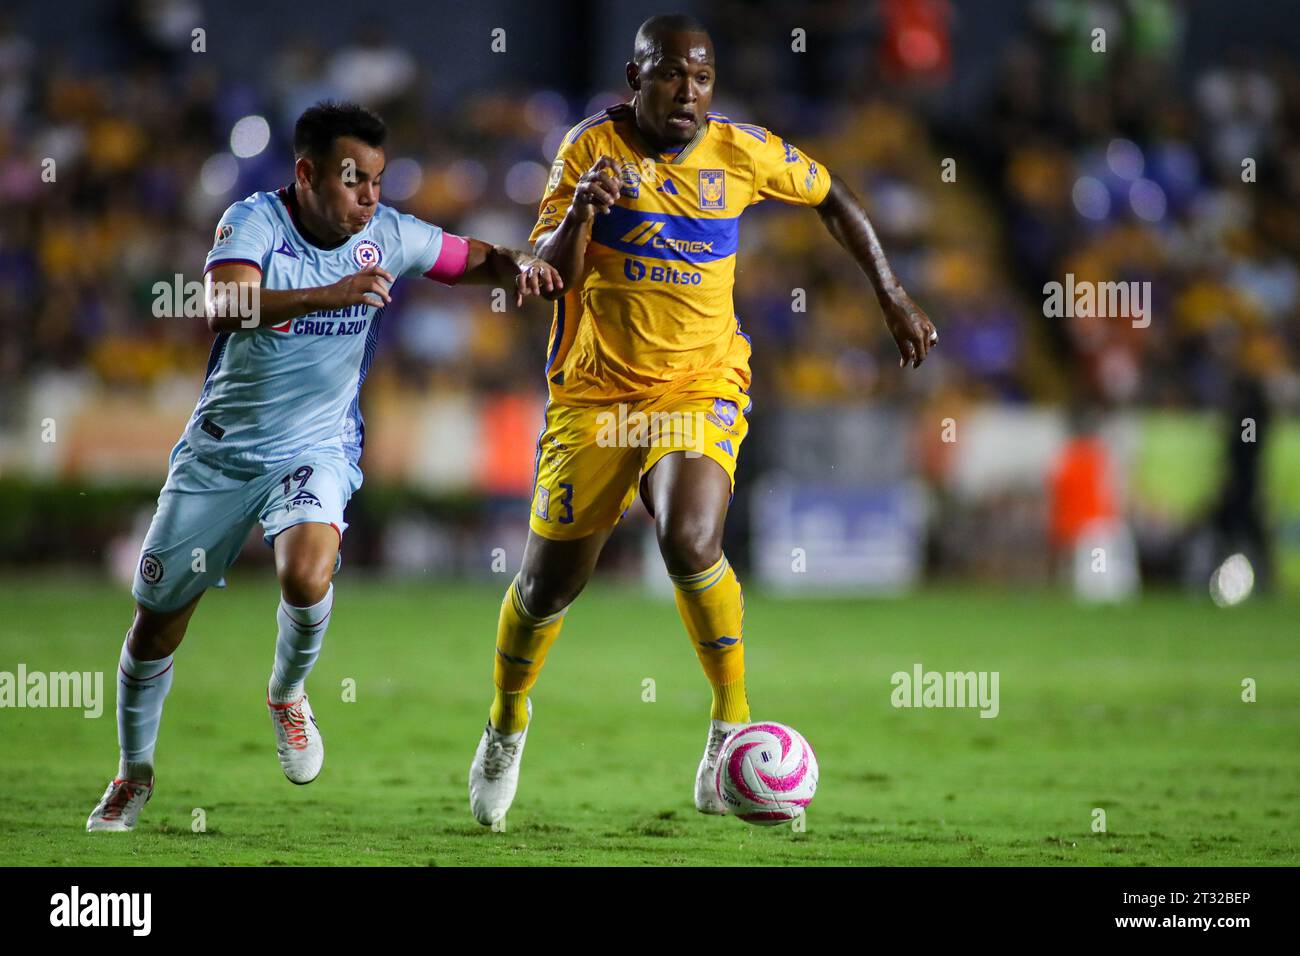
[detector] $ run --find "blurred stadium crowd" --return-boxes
[3,1,1297,408]
[1,0,1297,590]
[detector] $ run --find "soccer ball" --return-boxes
[715,722,818,825]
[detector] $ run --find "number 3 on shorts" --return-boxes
[557,482,574,524]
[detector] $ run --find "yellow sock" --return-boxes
[669,554,751,723]
[490,577,566,733]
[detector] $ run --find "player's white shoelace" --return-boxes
[482,733,522,778]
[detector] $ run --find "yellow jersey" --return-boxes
[530,105,832,405]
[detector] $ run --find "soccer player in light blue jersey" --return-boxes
[87,101,561,831]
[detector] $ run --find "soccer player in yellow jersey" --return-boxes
[468,13,938,824]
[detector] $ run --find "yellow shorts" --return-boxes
[528,386,750,540]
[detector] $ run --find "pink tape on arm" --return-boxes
[424,233,470,285]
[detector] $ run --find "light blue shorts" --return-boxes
[132,440,362,613]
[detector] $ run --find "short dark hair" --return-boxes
[633,13,710,64]
[293,101,386,160]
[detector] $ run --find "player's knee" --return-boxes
[128,606,186,659]
[279,562,332,608]
[515,569,581,619]
[656,518,722,576]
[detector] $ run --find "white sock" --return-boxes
[269,584,333,703]
[116,636,174,780]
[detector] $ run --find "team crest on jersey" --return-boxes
[352,239,383,269]
[139,552,164,585]
[619,160,641,198]
[214,224,234,246]
[698,169,725,210]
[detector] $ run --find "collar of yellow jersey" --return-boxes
[620,104,710,166]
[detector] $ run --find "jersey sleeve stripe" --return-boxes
[565,112,613,145]
[705,114,767,141]
[204,258,264,275]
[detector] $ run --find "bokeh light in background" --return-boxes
[1129,178,1167,221]
[199,153,239,196]
[381,157,423,202]
[230,115,271,159]
[1072,176,1111,220]
[504,161,548,205]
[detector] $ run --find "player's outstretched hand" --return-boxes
[881,287,938,369]
[571,155,622,222]
[328,266,393,310]
[513,255,563,306]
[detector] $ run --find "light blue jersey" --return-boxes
[187,186,452,476]
[132,186,467,611]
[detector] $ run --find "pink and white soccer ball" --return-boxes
[714,722,818,825]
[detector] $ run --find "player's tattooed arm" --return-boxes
[816,172,939,369]
[533,155,621,300]
[457,238,563,307]
[203,262,392,333]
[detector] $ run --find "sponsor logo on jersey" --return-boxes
[594,206,738,263]
[619,160,641,198]
[275,237,299,258]
[214,224,234,246]
[710,398,738,427]
[351,239,383,269]
[698,169,725,209]
[139,552,164,584]
[287,490,322,510]
[656,178,679,195]
[290,315,369,336]
[804,161,818,192]
[620,220,665,246]
[622,258,702,285]
[782,139,800,164]
[619,221,714,255]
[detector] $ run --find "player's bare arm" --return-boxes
[204,262,394,333]
[816,171,938,369]
[533,155,622,300]
[457,238,563,306]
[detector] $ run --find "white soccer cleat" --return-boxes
[469,699,532,827]
[268,693,324,784]
[695,719,744,815]
[86,776,154,832]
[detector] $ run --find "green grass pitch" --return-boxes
[1,575,1296,866]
